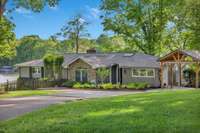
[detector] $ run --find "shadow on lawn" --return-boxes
[1,90,200,133]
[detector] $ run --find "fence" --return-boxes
[0,80,17,93]
[17,78,65,90]
[0,79,65,93]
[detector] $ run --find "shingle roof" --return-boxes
[62,53,160,68]
[181,50,200,61]
[159,50,200,62]
[16,53,160,68]
[15,59,43,67]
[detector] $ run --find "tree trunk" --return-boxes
[0,0,7,18]
[75,37,79,53]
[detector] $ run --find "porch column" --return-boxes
[109,67,112,83]
[29,67,32,78]
[170,64,173,88]
[116,65,119,83]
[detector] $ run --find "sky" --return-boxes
[10,0,104,39]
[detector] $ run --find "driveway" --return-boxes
[0,89,137,121]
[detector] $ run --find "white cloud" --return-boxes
[85,6,101,19]
[16,8,31,14]
[49,5,58,11]
[15,7,34,19]
[79,18,86,24]
[90,8,101,18]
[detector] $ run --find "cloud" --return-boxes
[85,6,101,19]
[79,18,86,24]
[15,7,34,19]
[90,8,101,18]
[16,8,31,14]
[49,5,58,11]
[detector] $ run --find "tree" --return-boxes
[0,0,59,17]
[43,54,64,80]
[96,34,127,52]
[0,0,59,62]
[54,55,64,80]
[43,54,54,80]
[58,14,90,53]
[15,35,60,63]
[100,0,176,55]
[0,17,16,59]
[96,68,110,84]
[184,0,200,50]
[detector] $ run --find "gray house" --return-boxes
[16,52,160,87]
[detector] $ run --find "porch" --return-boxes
[159,50,200,88]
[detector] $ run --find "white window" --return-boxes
[132,68,155,78]
[32,67,41,78]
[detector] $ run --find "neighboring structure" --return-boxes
[159,49,200,88]
[16,52,160,87]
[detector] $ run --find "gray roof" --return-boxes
[181,50,200,61]
[159,50,200,61]
[62,53,160,68]
[15,59,43,67]
[16,53,160,68]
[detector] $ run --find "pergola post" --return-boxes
[170,64,173,88]
[178,63,182,87]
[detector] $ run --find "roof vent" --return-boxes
[124,53,133,57]
[86,48,96,54]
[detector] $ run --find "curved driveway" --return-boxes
[0,89,137,121]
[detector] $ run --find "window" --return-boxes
[75,69,88,82]
[32,67,41,78]
[132,68,155,78]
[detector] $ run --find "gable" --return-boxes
[68,58,92,69]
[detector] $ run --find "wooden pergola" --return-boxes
[159,50,200,88]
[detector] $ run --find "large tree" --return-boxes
[0,0,59,60]
[0,0,59,17]
[0,17,16,58]
[58,14,90,53]
[15,35,59,63]
[101,0,176,55]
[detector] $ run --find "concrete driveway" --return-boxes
[0,89,137,121]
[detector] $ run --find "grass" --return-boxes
[0,89,200,133]
[0,90,59,99]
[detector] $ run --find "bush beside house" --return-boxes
[62,80,149,90]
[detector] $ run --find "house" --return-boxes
[16,51,160,87]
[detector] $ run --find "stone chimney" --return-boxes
[86,48,96,54]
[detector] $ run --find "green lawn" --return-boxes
[0,89,200,133]
[0,90,59,99]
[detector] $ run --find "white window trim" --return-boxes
[32,67,41,78]
[132,68,155,78]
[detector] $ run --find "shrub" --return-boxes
[62,81,77,87]
[98,83,120,90]
[123,82,149,90]
[73,82,95,89]
[99,83,113,89]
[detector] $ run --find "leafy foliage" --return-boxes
[0,17,16,59]
[43,54,64,80]
[58,14,90,53]
[73,82,95,89]
[96,67,110,84]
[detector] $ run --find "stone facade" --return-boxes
[67,59,96,83]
